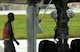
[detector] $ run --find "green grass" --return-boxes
[0,13,80,39]
[69,13,80,38]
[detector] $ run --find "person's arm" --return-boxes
[7,23,19,45]
[13,36,19,45]
[6,23,13,40]
[11,24,19,45]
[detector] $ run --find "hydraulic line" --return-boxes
[39,0,52,23]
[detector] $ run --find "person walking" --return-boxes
[2,13,19,52]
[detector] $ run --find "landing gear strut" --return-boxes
[39,0,70,52]
[53,0,70,52]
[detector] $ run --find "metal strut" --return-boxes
[27,0,43,52]
[53,0,70,52]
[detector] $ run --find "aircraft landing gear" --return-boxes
[38,0,76,52]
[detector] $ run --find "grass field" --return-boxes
[0,13,80,39]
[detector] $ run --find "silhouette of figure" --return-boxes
[2,13,19,52]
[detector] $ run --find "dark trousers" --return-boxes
[4,40,16,52]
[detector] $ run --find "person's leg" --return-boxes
[8,41,16,52]
[4,40,9,52]
[4,40,16,52]
[10,44,16,52]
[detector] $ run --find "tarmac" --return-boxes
[0,38,80,52]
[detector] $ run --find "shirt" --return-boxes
[2,22,11,40]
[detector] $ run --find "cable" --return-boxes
[39,0,53,23]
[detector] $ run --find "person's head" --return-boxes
[7,13,14,22]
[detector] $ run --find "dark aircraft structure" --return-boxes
[0,0,80,4]
[0,0,80,52]
[68,0,80,3]
[38,0,80,52]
